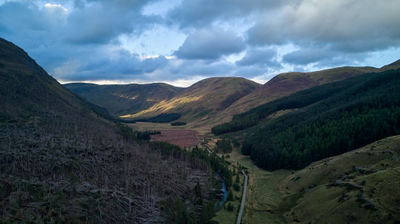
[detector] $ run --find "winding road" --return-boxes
[236,170,248,224]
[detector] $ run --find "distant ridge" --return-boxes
[119,77,261,121]
[65,57,400,133]
[64,82,183,116]
[222,66,379,118]
[381,59,400,70]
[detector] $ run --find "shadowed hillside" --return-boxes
[279,135,400,223]
[221,66,379,119]
[222,61,400,122]
[64,83,183,116]
[0,38,217,223]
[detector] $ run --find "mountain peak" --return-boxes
[381,59,400,70]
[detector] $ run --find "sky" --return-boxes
[1,0,400,87]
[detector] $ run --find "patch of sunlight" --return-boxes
[120,96,202,118]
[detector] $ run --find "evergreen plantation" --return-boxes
[213,69,400,170]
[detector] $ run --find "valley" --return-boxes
[2,0,400,223]
[117,63,400,224]
[2,36,400,224]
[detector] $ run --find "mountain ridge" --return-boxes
[212,67,400,171]
[66,61,399,133]
[64,82,184,116]
[119,77,261,121]
[221,66,379,118]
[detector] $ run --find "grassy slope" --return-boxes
[224,135,400,224]
[281,135,400,224]
[64,82,183,116]
[121,77,261,124]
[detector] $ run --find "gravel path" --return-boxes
[236,170,248,224]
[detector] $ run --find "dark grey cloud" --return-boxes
[167,0,285,28]
[0,1,158,46]
[57,49,168,81]
[0,2,46,31]
[283,48,366,67]
[0,0,166,82]
[248,0,400,53]
[168,60,234,77]
[236,48,279,68]
[175,29,245,60]
[283,48,335,65]
[65,0,159,44]
[233,66,271,77]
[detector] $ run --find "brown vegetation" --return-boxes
[151,130,200,148]
[0,38,214,223]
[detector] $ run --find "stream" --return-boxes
[218,179,228,207]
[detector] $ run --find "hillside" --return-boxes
[221,66,378,118]
[0,38,216,223]
[280,135,400,223]
[213,68,400,170]
[381,59,400,70]
[120,77,261,123]
[228,135,400,224]
[68,64,389,132]
[64,82,183,116]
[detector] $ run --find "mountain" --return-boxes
[213,68,400,170]
[381,59,400,71]
[221,66,379,118]
[120,77,261,123]
[223,61,400,121]
[0,38,216,223]
[64,82,183,116]
[65,60,400,134]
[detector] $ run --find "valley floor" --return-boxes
[128,121,400,224]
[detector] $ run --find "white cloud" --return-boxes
[44,3,68,12]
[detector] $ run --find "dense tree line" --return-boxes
[117,123,160,141]
[216,69,400,170]
[171,121,187,126]
[135,113,181,123]
[212,77,358,135]
[215,139,233,154]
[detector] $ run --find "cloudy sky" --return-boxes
[1,0,399,86]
